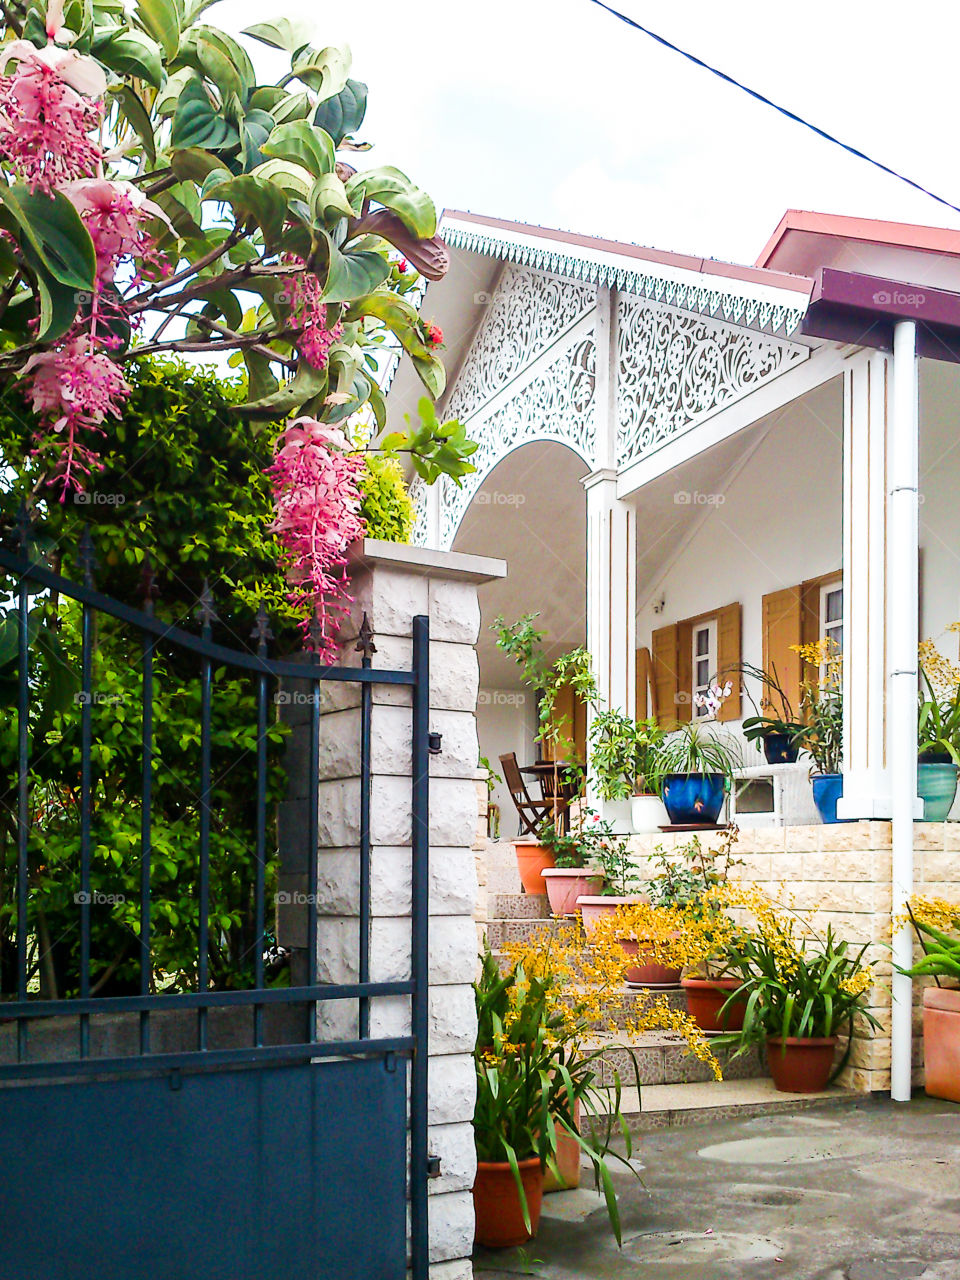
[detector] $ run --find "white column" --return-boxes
[889,321,920,1103]
[583,470,636,750]
[837,351,892,819]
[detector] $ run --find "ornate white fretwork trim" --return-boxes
[616,294,809,467]
[445,266,595,424]
[443,220,806,337]
[412,328,597,549]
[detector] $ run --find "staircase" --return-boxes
[483,881,857,1131]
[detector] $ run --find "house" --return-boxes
[385,207,960,1099]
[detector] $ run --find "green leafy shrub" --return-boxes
[358,454,415,543]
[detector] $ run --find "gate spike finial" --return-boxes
[307,613,325,659]
[251,601,273,655]
[195,579,219,634]
[355,612,377,660]
[77,526,97,587]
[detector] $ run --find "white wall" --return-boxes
[635,378,844,739]
[920,359,960,650]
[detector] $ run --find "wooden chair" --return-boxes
[499,753,554,837]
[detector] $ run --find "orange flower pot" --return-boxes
[513,840,555,897]
[766,1036,837,1093]
[473,1157,544,1247]
[682,977,747,1032]
[923,985,960,1103]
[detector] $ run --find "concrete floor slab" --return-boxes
[474,1096,960,1280]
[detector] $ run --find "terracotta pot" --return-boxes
[619,936,682,986]
[543,1097,582,1193]
[923,985,960,1103]
[682,977,747,1032]
[513,840,555,897]
[766,1036,837,1093]
[541,868,603,917]
[473,1157,544,1247]
[576,893,648,937]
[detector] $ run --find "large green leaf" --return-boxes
[155,65,193,117]
[310,173,358,223]
[24,249,82,341]
[242,348,280,401]
[134,0,181,60]
[108,85,156,165]
[242,17,311,52]
[313,79,367,145]
[205,174,287,249]
[409,350,446,400]
[287,44,350,100]
[171,146,226,183]
[261,121,336,177]
[240,110,274,173]
[93,27,164,87]
[251,158,313,200]
[318,230,390,303]
[0,187,96,290]
[346,165,436,238]
[171,75,240,149]
[236,359,328,418]
[344,290,428,357]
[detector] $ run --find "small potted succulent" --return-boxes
[657,718,740,827]
[737,660,806,764]
[898,896,960,1103]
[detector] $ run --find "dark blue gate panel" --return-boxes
[0,1056,408,1280]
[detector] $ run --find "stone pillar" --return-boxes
[280,537,505,1280]
[583,469,636,811]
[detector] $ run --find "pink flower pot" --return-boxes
[575,894,647,937]
[541,868,604,917]
[923,985,960,1103]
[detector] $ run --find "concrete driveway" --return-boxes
[473,1097,960,1280]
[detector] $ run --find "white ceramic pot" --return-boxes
[630,792,669,833]
[601,799,633,835]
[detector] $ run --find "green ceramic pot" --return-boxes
[917,761,959,822]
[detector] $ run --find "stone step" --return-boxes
[491,893,551,921]
[586,1032,765,1088]
[485,916,564,949]
[588,1079,861,1133]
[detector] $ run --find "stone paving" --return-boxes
[473,1096,960,1280]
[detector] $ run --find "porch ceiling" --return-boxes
[450,440,589,689]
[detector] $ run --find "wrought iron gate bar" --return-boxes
[0,1035,418,1082]
[15,574,28,1065]
[409,615,430,1280]
[139,613,154,1056]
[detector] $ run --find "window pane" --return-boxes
[696,627,710,657]
[825,588,842,624]
[696,658,709,686]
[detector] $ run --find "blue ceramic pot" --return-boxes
[762,732,799,765]
[660,773,726,826]
[917,762,959,822]
[810,773,852,824]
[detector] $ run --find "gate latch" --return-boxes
[426,1154,441,1179]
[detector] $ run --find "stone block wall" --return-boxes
[279,539,504,1280]
[626,822,960,1093]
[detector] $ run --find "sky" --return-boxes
[213,0,960,270]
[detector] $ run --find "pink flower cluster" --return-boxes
[0,42,105,194]
[267,418,366,659]
[282,258,344,369]
[62,178,167,286]
[23,338,130,491]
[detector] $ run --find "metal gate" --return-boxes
[0,519,431,1280]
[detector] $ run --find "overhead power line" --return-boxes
[587,0,960,221]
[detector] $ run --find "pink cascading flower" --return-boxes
[23,338,131,495]
[267,418,365,660]
[282,258,344,370]
[0,40,105,193]
[61,179,169,284]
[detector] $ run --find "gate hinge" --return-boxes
[384,1051,397,1074]
[426,1154,441,1179]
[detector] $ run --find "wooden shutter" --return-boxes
[716,602,742,721]
[761,587,804,719]
[544,683,587,764]
[651,624,680,728]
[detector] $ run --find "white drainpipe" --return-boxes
[889,319,919,1102]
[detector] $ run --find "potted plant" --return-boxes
[737,659,806,764]
[575,824,647,935]
[588,710,668,833]
[792,639,846,824]
[716,887,881,1092]
[473,945,640,1246]
[898,896,960,1103]
[657,719,740,827]
[917,635,960,820]
[538,810,610,916]
[644,830,749,1029]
